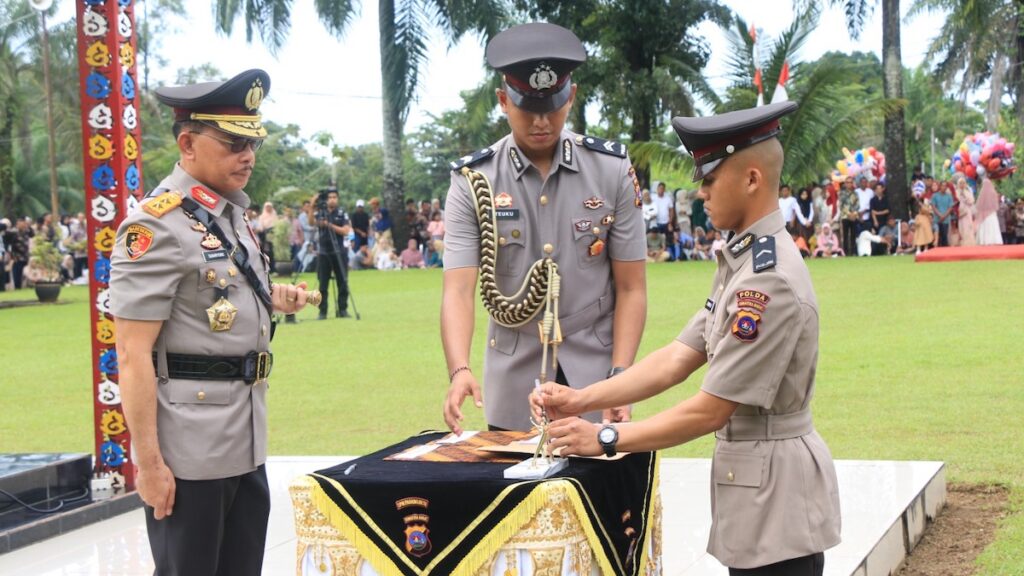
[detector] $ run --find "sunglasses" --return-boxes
[192,131,264,153]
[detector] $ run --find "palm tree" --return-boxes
[629,7,900,188]
[829,0,910,219]
[214,0,506,245]
[0,0,39,217]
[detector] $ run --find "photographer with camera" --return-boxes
[316,187,352,319]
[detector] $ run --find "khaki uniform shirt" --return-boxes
[677,210,841,568]
[445,131,646,430]
[110,164,272,481]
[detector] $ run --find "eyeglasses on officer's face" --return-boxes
[191,130,264,153]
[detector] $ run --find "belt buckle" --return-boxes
[255,351,272,383]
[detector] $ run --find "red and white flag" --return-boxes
[750,23,764,107]
[754,68,764,107]
[770,62,790,104]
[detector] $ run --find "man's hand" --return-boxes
[136,461,176,520]
[271,281,312,314]
[443,370,482,435]
[603,405,631,423]
[530,382,584,423]
[546,417,602,457]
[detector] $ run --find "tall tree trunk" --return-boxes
[379,0,408,248]
[882,0,908,221]
[0,98,15,217]
[570,92,587,135]
[987,54,1006,132]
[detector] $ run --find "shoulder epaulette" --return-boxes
[449,147,495,171]
[752,236,777,273]
[142,191,182,218]
[579,135,628,158]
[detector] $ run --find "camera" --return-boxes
[315,186,337,215]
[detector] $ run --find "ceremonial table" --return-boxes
[289,432,662,576]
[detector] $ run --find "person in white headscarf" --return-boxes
[975,177,1004,245]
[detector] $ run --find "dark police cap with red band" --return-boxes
[672,101,797,181]
[486,23,586,114]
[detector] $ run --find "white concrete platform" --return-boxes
[0,457,945,576]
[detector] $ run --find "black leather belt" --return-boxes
[155,351,273,384]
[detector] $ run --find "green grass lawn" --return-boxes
[2,257,1023,573]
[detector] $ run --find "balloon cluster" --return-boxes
[832,147,886,183]
[945,132,1016,181]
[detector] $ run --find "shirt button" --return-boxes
[511,229,521,238]
[498,236,507,246]
[540,195,549,206]
[490,338,496,348]
[543,243,554,254]
[197,391,206,401]
[726,471,734,482]
[228,267,237,277]
[219,278,228,288]
[593,227,601,234]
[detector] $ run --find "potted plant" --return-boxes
[269,219,294,276]
[28,240,64,302]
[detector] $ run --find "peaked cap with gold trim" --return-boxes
[155,69,270,138]
[487,23,586,114]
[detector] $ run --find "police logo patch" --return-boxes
[495,192,513,208]
[584,196,604,209]
[574,219,593,232]
[736,289,771,313]
[530,63,558,90]
[396,497,432,558]
[200,233,223,250]
[731,310,761,342]
[124,224,154,260]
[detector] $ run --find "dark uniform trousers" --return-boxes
[146,465,270,576]
[317,249,349,315]
[729,552,824,576]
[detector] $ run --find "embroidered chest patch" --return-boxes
[124,224,154,260]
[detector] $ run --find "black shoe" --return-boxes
[337,310,351,318]
[318,312,327,320]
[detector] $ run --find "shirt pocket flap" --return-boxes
[168,380,232,405]
[714,451,765,488]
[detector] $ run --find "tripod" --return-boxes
[315,205,361,320]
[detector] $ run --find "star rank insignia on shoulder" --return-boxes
[752,236,777,273]
[578,135,628,158]
[450,147,495,171]
[141,190,182,218]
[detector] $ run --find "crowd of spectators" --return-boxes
[639,170,1024,265]
[1,212,91,291]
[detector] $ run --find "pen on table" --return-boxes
[344,463,357,475]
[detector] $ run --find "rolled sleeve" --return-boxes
[701,276,802,408]
[109,214,185,321]
[442,171,482,270]
[607,156,646,262]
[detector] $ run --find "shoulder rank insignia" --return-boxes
[449,147,495,171]
[581,135,628,158]
[142,191,182,218]
[752,236,777,273]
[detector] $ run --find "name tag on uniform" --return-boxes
[496,208,520,220]
[203,249,229,262]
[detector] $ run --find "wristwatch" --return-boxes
[607,366,627,379]
[597,424,619,457]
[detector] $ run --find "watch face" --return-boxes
[599,427,616,444]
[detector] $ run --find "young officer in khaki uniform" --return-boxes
[110,69,315,576]
[534,102,842,576]
[441,23,647,433]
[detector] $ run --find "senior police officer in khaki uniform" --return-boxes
[110,69,315,576]
[442,22,647,433]
[533,102,841,576]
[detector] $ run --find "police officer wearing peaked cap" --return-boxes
[441,22,648,433]
[535,101,842,576]
[110,69,316,575]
